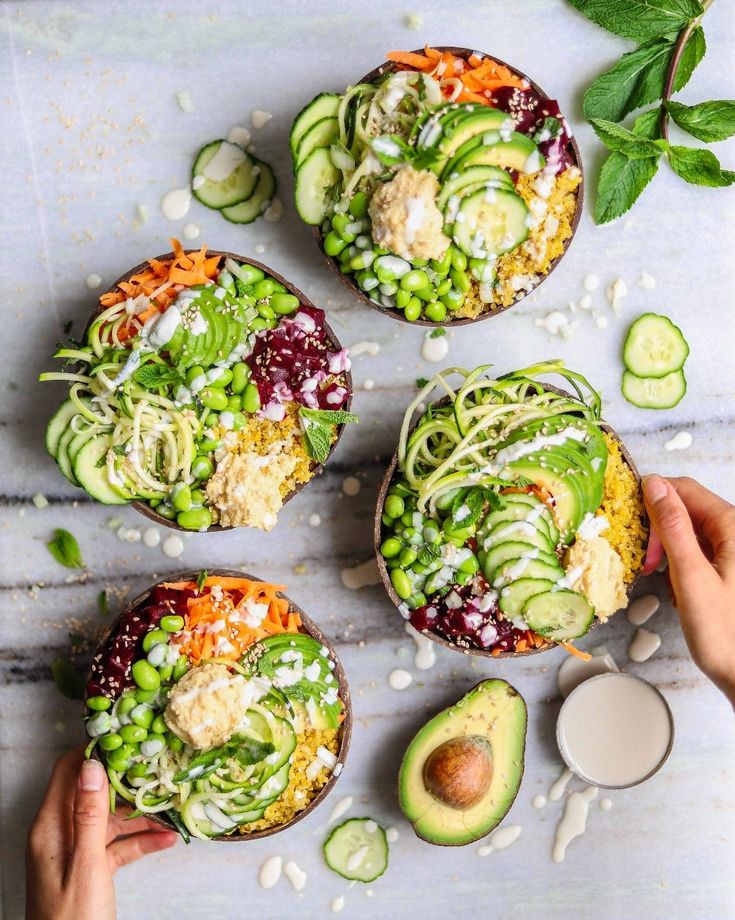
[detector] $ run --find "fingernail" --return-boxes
[80,759,105,791]
[643,475,668,504]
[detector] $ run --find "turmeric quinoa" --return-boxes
[598,433,648,582]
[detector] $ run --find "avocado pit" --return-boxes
[423,735,493,810]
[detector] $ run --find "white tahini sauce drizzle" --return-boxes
[386,826,399,843]
[342,476,361,496]
[203,141,246,182]
[329,795,353,823]
[85,273,102,289]
[183,222,200,240]
[549,767,573,802]
[341,559,381,590]
[405,622,436,670]
[664,431,692,451]
[532,794,547,809]
[283,860,307,892]
[628,627,661,662]
[600,797,613,811]
[477,824,522,856]
[162,535,184,559]
[552,785,598,863]
[161,187,192,220]
[627,594,660,626]
[227,125,251,147]
[388,669,413,690]
[421,332,449,363]
[258,855,283,889]
[330,895,346,913]
[349,340,381,358]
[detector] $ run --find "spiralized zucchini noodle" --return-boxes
[398,360,602,515]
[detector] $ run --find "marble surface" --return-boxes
[1,1,735,918]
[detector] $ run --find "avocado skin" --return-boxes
[398,679,527,846]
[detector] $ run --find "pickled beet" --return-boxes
[491,87,573,174]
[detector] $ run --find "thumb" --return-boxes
[70,759,110,868]
[642,475,707,576]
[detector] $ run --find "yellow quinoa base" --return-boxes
[456,167,581,319]
[238,728,340,833]
[599,432,648,583]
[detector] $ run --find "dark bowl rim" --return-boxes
[85,249,353,533]
[311,44,584,328]
[373,382,649,660]
[88,567,352,841]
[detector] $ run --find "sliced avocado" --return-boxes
[443,132,544,180]
[399,679,526,846]
[437,164,514,211]
[504,457,586,542]
[431,109,511,166]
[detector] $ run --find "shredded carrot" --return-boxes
[561,642,592,662]
[386,46,528,106]
[516,639,528,652]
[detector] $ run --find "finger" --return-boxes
[30,748,85,851]
[107,829,178,872]
[108,811,174,840]
[669,477,735,551]
[642,531,664,576]
[642,476,710,588]
[69,759,110,871]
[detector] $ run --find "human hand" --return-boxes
[26,748,178,920]
[642,475,735,707]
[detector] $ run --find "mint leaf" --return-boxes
[667,146,735,186]
[451,487,486,528]
[371,135,413,167]
[52,657,85,700]
[133,363,182,391]
[666,99,735,142]
[583,29,704,122]
[302,422,333,464]
[533,116,562,142]
[235,738,276,766]
[429,328,446,339]
[568,0,703,44]
[299,407,359,426]
[417,543,441,567]
[416,377,430,388]
[196,570,208,591]
[98,590,109,617]
[589,118,666,157]
[632,107,664,139]
[48,529,84,569]
[595,152,660,223]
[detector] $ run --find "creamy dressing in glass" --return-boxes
[557,673,673,787]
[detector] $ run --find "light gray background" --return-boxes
[1,2,734,918]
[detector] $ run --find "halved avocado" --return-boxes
[399,679,526,846]
[443,132,545,180]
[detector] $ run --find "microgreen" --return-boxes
[47,529,84,569]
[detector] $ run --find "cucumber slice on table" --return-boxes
[621,369,687,410]
[294,147,340,225]
[295,116,339,168]
[192,140,257,209]
[523,589,594,641]
[323,818,389,883]
[623,313,689,377]
[220,160,276,224]
[290,93,341,157]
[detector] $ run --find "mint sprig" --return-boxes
[47,529,84,569]
[299,407,359,464]
[133,363,183,391]
[568,0,703,43]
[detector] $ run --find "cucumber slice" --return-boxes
[220,160,276,224]
[452,188,529,258]
[323,818,389,883]
[46,399,83,460]
[523,589,594,641]
[295,116,339,168]
[622,369,687,410]
[73,436,131,505]
[192,140,257,209]
[623,313,689,378]
[294,147,340,226]
[290,93,341,157]
[56,428,80,485]
[499,576,556,619]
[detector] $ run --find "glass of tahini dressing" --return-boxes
[556,672,674,788]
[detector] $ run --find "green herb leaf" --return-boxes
[595,153,660,224]
[667,145,735,186]
[589,118,666,157]
[52,657,85,700]
[451,487,486,528]
[429,328,446,339]
[568,0,703,44]
[47,529,84,569]
[98,590,109,617]
[63,320,74,335]
[371,135,413,167]
[234,738,276,766]
[416,377,430,389]
[133,364,182,391]
[299,408,359,426]
[583,28,704,122]
[68,632,85,650]
[533,116,562,142]
[196,570,208,591]
[666,99,735,141]
[302,422,333,465]
[417,543,441,567]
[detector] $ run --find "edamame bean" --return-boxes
[120,723,148,744]
[158,664,173,682]
[252,279,275,299]
[152,715,167,735]
[381,512,395,528]
[355,234,372,250]
[131,704,155,729]
[160,614,184,633]
[332,213,357,242]
[99,733,123,752]
[147,643,168,667]
[242,382,260,414]
[407,591,428,608]
[86,712,112,737]
[190,489,205,506]
[414,285,436,302]
[270,292,300,314]
[235,264,264,286]
[441,288,465,311]
[390,568,412,600]
[117,696,137,716]
[86,695,111,712]
[185,365,205,388]
[140,735,166,757]
[400,510,414,526]
[177,507,213,531]
[450,246,468,271]
[250,317,269,331]
[173,655,189,682]
[379,281,398,296]
[423,521,441,543]
[134,688,157,704]
[127,762,150,779]
[348,191,368,218]
[384,494,405,519]
[155,502,176,520]
[106,745,134,772]
[257,302,276,321]
[455,570,473,586]
[450,267,471,293]
[142,629,167,653]
[425,301,447,323]
[395,288,411,309]
[400,269,429,292]
[197,437,221,452]
[168,733,184,753]
[226,394,243,411]
[404,299,422,322]
[208,367,233,388]
[436,277,452,297]
[350,251,375,271]
[412,258,429,267]
[399,547,418,567]
[192,456,214,481]
[430,250,452,275]
[324,231,348,257]
[131,660,161,692]
[200,386,228,411]
[171,483,192,513]
[459,554,480,575]
[357,270,379,292]
[230,362,251,394]
[381,537,402,558]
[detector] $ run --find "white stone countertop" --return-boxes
[1,1,734,918]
